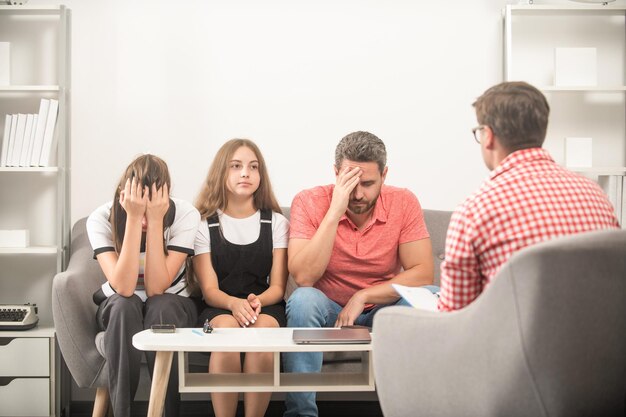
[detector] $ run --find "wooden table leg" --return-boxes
[147,351,174,417]
[92,386,109,417]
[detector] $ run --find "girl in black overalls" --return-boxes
[193,139,289,417]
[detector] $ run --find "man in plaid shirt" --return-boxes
[438,81,620,312]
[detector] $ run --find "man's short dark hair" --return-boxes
[473,81,550,151]
[335,131,387,173]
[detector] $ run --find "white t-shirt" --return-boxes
[87,197,201,301]
[194,210,289,255]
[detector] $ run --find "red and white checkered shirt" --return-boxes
[438,148,620,312]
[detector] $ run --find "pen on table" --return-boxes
[191,329,204,336]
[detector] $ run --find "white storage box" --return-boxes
[555,47,597,87]
[0,42,9,85]
[0,230,29,247]
[565,137,593,168]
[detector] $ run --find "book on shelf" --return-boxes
[622,176,626,229]
[5,114,17,167]
[19,114,35,167]
[10,113,27,167]
[30,98,50,166]
[25,114,38,165]
[1,114,11,167]
[38,98,58,167]
[607,175,624,225]
[599,174,625,228]
[0,98,59,167]
[0,42,9,86]
[0,230,29,248]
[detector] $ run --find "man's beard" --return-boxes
[348,199,376,214]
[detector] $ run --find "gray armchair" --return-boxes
[51,218,110,416]
[373,229,626,417]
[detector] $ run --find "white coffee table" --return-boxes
[132,327,374,417]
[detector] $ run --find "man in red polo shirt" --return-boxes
[438,82,620,313]
[283,131,434,417]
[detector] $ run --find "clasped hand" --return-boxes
[231,293,262,327]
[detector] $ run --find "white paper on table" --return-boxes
[392,284,439,312]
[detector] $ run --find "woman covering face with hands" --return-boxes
[86,154,200,417]
[193,139,289,417]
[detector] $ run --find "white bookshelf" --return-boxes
[0,5,70,417]
[539,86,626,92]
[504,4,626,227]
[0,5,63,14]
[0,246,58,254]
[0,86,60,92]
[508,4,626,12]
[0,167,59,172]
[572,166,626,175]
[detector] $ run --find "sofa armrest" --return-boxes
[52,218,107,388]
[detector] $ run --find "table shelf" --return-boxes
[179,370,374,393]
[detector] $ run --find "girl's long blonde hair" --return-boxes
[195,139,282,219]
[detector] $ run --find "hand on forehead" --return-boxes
[338,160,380,176]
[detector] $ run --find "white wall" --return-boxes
[34,0,503,223]
[22,0,623,224]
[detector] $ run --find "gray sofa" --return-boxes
[51,208,452,412]
[372,229,626,417]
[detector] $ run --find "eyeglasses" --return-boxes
[472,125,485,144]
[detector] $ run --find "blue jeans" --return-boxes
[282,287,417,417]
